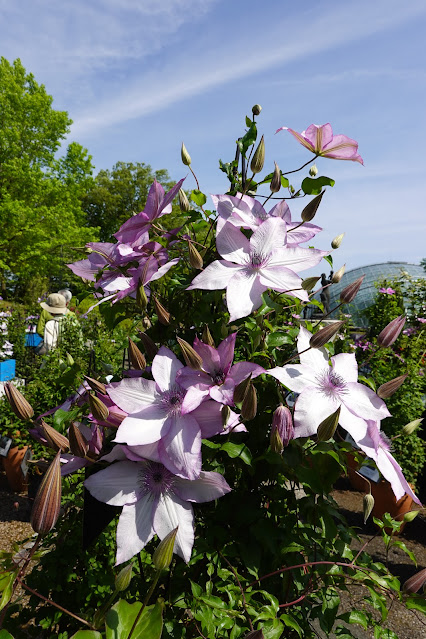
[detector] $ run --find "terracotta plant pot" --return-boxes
[3,445,29,492]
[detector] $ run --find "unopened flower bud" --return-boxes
[202,325,215,347]
[89,394,110,422]
[221,405,231,429]
[310,321,345,348]
[403,510,419,523]
[331,233,345,249]
[41,420,69,453]
[402,418,423,437]
[317,406,341,441]
[250,135,265,175]
[377,315,406,348]
[302,276,320,292]
[377,374,408,399]
[363,493,375,524]
[233,374,252,404]
[251,104,262,116]
[340,275,365,304]
[66,352,74,366]
[332,264,346,284]
[188,241,203,269]
[84,375,107,396]
[181,142,191,166]
[301,191,324,222]
[138,331,159,359]
[136,280,148,311]
[4,382,34,420]
[309,164,318,177]
[270,405,294,453]
[153,526,178,571]
[115,562,133,592]
[30,451,62,535]
[153,296,171,325]
[403,567,426,594]
[241,382,257,421]
[68,422,89,457]
[128,338,146,370]
[177,337,203,370]
[178,188,190,213]
[270,162,281,194]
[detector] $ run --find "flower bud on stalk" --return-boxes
[402,418,423,436]
[177,337,203,370]
[241,382,257,421]
[4,382,34,421]
[301,190,324,222]
[363,493,375,524]
[270,162,281,194]
[221,405,231,429]
[153,526,178,571]
[202,325,215,347]
[178,188,190,213]
[302,276,320,292]
[153,296,171,325]
[317,406,341,441]
[340,275,365,304]
[136,280,148,311]
[40,420,69,453]
[377,374,408,399]
[331,233,345,249]
[128,338,146,370]
[270,405,294,453]
[402,567,426,594]
[181,142,191,166]
[30,451,62,535]
[251,135,265,175]
[138,331,159,359]
[403,510,419,523]
[66,352,74,367]
[377,315,406,348]
[332,264,346,284]
[233,374,252,404]
[68,422,89,457]
[309,164,318,177]
[115,562,134,592]
[84,375,107,396]
[89,394,110,422]
[252,104,262,116]
[188,241,203,269]
[309,321,345,348]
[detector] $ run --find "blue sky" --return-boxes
[1,0,425,272]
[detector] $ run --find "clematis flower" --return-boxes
[176,333,265,411]
[188,218,327,322]
[114,178,185,245]
[84,455,231,564]
[268,327,390,439]
[379,287,395,295]
[212,194,322,246]
[353,420,421,505]
[276,123,363,164]
[107,347,231,480]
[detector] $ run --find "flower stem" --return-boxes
[127,572,160,639]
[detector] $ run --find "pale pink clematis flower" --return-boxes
[84,454,231,564]
[276,123,363,164]
[188,218,327,322]
[268,327,390,439]
[379,287,396,295]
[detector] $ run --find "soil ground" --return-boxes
[0,472,425,638]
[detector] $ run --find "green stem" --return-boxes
[127,572,160,639]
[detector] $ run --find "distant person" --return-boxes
[36,293,69,354]
[37,289,75,337]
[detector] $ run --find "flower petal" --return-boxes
[116,499,154,564]
[84,461,140,506]
[152,346,184,393]
[153,493,194,563]
[267,363,318,393]
[293,387,340,437]
[187,260,242,291]
[258,265,307,299]
[158,414,202,480]
[174,471,231,503]
[192,400,224,438]
[297,326,329,372]
[114,404,169,446]
[216,223,250,264]
[344,382,391,421]
[107,377,157,413]
[268,247,328,272]
[331,353,358,384]
[216,333,237,373]
[250,218,287,256]
[229,361,265,386]
[226,271,265,322]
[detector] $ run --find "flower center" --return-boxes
[316,370,347,399]
[161,387,185,416]
[247,250,269,271]
[138,461,175,498]
[212,370,226,385]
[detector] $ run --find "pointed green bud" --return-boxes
[302,276,320,292]
[310,321,345,348]
[177,337,203,370]
[250,135,265,175]
[178,188,190,213]
[377,374,408,399]
[402,418,423,436]
[202,325,215,347]
[331,233,345,249]
[69,422,89,458]
[115,562,134,592]
[340,275,365,304]
[377,315,406,348]
[89,394,110,422]
[403,510,419,523]
[181,142,192,166]
[136,279,148,311]
[30,451,62,535]
[332,264,346,284]
[251,104,262,116]
[153,526,178,571]
[128,338,147,370]
[153,296,171,325]
[66,352,74,366]
[4,382,34,421]
[309,164,318,177]
[138,331,159,359]
[41,420,69,453]
[301,190,324,222]
[84,375,107,396]
[270,162,281,194]
[241,382,257,421]
[188,241,203,269]
[317,406,341,441]
[233,374,252,404]
[363,493,375,524]
[221,405,231,429]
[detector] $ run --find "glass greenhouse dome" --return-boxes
[307,262,426,327]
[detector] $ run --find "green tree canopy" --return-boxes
[0,57,98,300]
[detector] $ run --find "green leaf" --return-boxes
[237,123,257,156]
[0,631,15,639]
[280,613,303,637]
[220,442,252,465]
[266,332,292,348]
[245,116,253,127]
[257,292,282,315]
[70,632,102,639]
[406,596,426,613]
[105,599,163,639]
[190,190,207,206]
[339,610,368,630]
[391,540,417,565]
[0,573,14,612]
[301,176,335,195]
[323,254,333,268]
